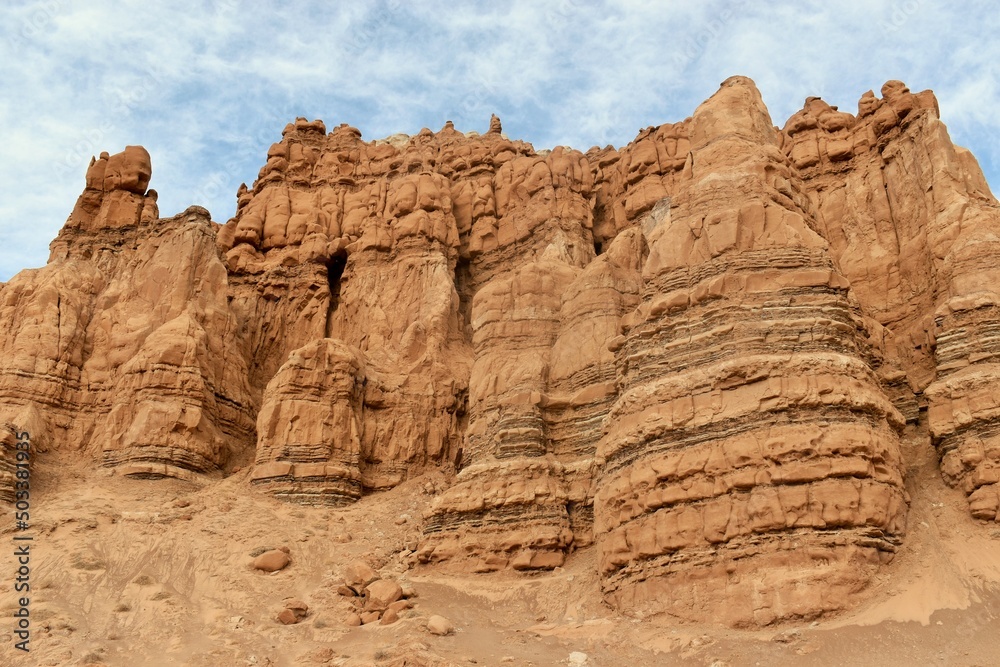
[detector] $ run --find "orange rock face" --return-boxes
[1,148,255,484]
[594,78,907,626]
[251,339,366,504]
[2,76,999,627]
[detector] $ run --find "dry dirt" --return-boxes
[0,422,997,667]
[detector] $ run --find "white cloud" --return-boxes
[2,0,999,280]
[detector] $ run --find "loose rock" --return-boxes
[252,550,290,572]
[365,579,403,611]
[426,615,454,636]
[344,560,378,588]
[276,598,308,624]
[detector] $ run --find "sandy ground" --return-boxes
[1,424,998,667]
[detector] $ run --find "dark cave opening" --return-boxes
[325,250,348,336]
[454,256,474,340]
[327,251,348,309]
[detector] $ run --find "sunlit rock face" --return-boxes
[3,76,1000,627]
[593,77,907,626]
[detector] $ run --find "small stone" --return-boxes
[568,652,589,666]
[308,648,336,662]
[772,629,800,643]
[427,615,454,636]
[344,612,362,627]
[252,550,290,572]
[360,611,381,625]
[276,609,299,625]
[276,599,308,624]
[394,515,408,525]
[284,599,308,612]
[380,608,399,625]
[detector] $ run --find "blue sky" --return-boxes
[1,0,998,281]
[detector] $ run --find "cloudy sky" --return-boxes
[1,0,997,281]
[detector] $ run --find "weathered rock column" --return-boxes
[418,251,580,571]
[594,77,908,627]
[250,339,366,504]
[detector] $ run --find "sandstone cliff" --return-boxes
[2,75,999,627]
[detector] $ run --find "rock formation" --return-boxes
[251,339,367,504]
[1,146,255,485]
[2,76,999,627]
[781,81,1000,520]
[594,78,907,626]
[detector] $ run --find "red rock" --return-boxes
[284,599,308,612]
[4,76,1000,629]
[592,77,907,627]
[386,599,412,614]
[276,609,298,625]
[426,615,454,636]
[379,608,399,625]
[103,145,152,194]
[364,579,403,610]
[343,561,378,588]
[252,550,290,572]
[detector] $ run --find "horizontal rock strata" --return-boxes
[3,74,1000,625]
[594,77,908,626]
[251,339,366,504]
[1,148,255,481]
